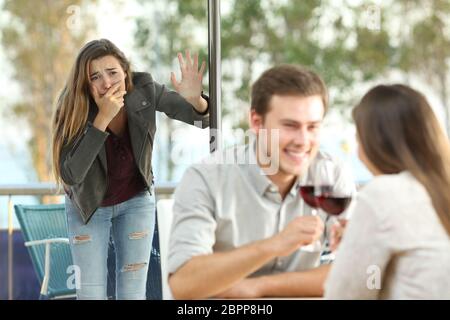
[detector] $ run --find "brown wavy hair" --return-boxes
[251,64,328,117]
[52,39,133,188]
[353,84,450,235]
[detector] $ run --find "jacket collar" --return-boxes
[86,76,155,172]
[87,72,154,120]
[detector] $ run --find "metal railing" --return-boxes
[208,0,222,153]
[0,182,176,300]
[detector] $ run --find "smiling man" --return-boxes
[168,65,354,299]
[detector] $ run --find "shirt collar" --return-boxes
[288,176,302,197]
[245,143,273,196]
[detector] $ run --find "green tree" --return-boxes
[133,0,450,173]
[1,0,97,187]
[395,0,450,132]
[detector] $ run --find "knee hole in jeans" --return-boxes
[128,231,149,240]
[73,235,92,244]
[121,262,147,272]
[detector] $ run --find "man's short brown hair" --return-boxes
[251,64,328,116]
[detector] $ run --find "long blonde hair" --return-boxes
[52,39,133,188]
[353,84,450,235]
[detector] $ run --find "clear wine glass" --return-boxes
[298,166,323,252]
[299,158,354,253]
[314,158,354,262]
[314,158,353,218]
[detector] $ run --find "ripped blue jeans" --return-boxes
[66,189,155,300]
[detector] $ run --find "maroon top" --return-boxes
[101,124,146,206]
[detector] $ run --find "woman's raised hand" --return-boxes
[171,49,208,113]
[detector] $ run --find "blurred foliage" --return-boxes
[134,0,450,134]
[3,0,450,185]
[396,0,450,128]
[1,0,97,187]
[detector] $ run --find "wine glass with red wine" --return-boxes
[298,179,323,253]
[314,159,352,217]
[314,158,354,262]
[298,158,353,253]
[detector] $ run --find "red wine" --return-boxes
[299,185,332,209]
[317,196,351,216]
[299,186,319,208]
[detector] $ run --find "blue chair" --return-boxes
[14,204,76,299]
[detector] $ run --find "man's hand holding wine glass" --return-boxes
[270,216,324,257]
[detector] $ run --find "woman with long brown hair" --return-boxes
[325,84,450,299]
[52,39,209,299]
